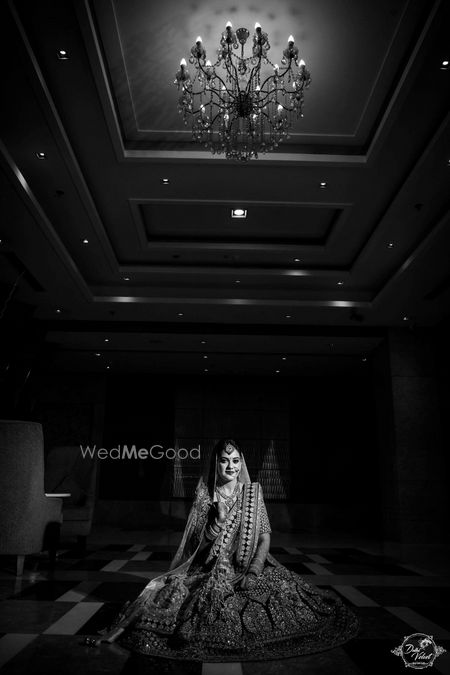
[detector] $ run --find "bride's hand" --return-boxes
[240,573,257,590]
[217,502,228,523]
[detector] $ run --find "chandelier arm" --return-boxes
[207,74,236,100]
[259,108,273,125]
[243,54,263,95]
[223,48,242,93]
[254,88,282,108]
[194,59,239,112]
[258,71,281,93]
[209,108,230,127]
[257,62,294,93]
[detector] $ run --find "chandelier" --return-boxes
[174,22,311,161]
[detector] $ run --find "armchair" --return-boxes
[0,420,63,576]
[45,446,97,549]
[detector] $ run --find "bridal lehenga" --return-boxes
[98,445,359,661]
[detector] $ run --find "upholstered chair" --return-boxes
[0,420,63,576]
[45,446,98,549]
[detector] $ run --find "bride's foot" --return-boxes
[84,627,124,647]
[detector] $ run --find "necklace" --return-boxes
[216,481,240,508]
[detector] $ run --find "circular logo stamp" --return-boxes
[391,633,446,669]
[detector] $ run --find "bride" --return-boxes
[93,439,359,661]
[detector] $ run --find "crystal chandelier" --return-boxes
[174,22,311,161]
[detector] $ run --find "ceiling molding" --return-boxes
[9,0,118,276]
[0,139,92,303]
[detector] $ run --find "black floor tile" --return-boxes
[325,564,418,576]
[0,635,129,675]
[11,580,78,601]
[148,552,173,561]
[283,562,321,574]
[342,638,405,674]
[355,607,415,640]
[69,559,112,571]
[58,549,91,559]
[121,653,202,675]
[0,600,75,633]
[75,601,122,635]
[408,605,450,630]
[83,581,147,603]
[357,586,450,608]
[269,547,290,554]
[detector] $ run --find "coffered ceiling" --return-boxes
[0,0,449,374]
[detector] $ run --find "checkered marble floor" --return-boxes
[0,529,449,675]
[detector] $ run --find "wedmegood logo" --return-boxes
[79,445,201,460]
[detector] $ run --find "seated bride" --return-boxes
[92,438,359,661]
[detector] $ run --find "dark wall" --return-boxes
[100,375,175,500]
[97,373,378,511]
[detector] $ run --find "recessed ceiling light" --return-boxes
[440,59,449,70]
[294,258,301,262]
[231,208,247,218]
[403,315,409,321]
[36,152,46,159]
[282,356,287,361]
[95,352,101,357]
[362,357,367,362]
[161,178,170,184]
[82,238,89,244]
[337,281,344,286]
[123,277,130,281]
[235,279,241,284]
[104,338,109,343]
[200,340,206,344]
[204,368,209,372]
[177,312,184,317]
[275,369,280,373]
[285,314,291,319]
[319,181,327,188]
[203,355,208,359]
[55,308,62,314]
[387,242,394,248]
[57,49,69,60]
[106,365,111,370]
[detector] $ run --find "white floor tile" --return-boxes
[101,560,128,572]
[302,562,331,575]
[56,581,100,602]
[43,602,103,635]
[307,553,331,564]
[386,607,450,640]
[332,585,379,606]
[130,552,151,561]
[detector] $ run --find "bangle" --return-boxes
[205,519,223,540]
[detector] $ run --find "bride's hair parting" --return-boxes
[215,438,241,456]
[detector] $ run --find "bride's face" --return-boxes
[217,448,242,483]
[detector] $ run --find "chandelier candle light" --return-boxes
[174,21,311,161]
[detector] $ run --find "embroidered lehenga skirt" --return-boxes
[117,483,359,661]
